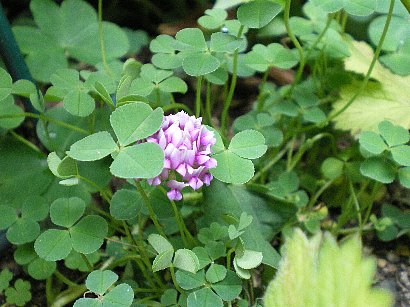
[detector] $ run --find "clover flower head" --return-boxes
[146,111,217,201]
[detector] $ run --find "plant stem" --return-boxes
[162,103,193,114]
[46,277,54,305]
[349,179,363,233]
[304,14,334,61]
[77,175,111,204]
[257,70,269,111]
[250,147,288,183]
[328,0,395,121]
[170,266,185,295]
[98,0,111,76]
[54,270,79,288]
[80,253,93,271]
[9,130,45,156]
[0,112,89,134]
[135,181,166,238]
[337,223,373,235]
[221,25,245,135]
[50,285,87,307]
[205,80,212,124]
[363,182,381,225]
[307,179,335,209]
[284,0,305,89]
[195,76,203,117]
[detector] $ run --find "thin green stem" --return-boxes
[284,0,305,88]
[363,182,381,225]
[307,179,335,209]
[170,200,188,246]
[340,10,348,33]
[328,0,395,121]
[50,285,87,307]
[135,181,166,238]
[221,25,245,135]
[257,70,269,111]
[54,270,79,288]
[77,175,111,204]
[170,266,185,295]
[205,80,212,124]
[304,14,334,61]
[288,133,335,171]
[80,253,93,271]
[349,180,362,233]
[46,277,54,306]
[162,103,193,114]
[98,0,112,75]
[9,130,45,156]
[337,223,373,235]
[0,112,89,134]
[195,76,203,117]
[250,147,288,183]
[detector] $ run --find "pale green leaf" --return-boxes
[67,131,118,161]
[148,234,174,254]
[152,250,174,272]
[235,250,263,269]
[50,197,85,228]
[332,41,410,134]
[211,151,254,184]
[228,130,267,159]
[110,102,163,146]
[187,288,222,307]
[63,90,95,117]
[237,0,282,29]
[86,270,118,296]
[378,120,409,147]
[70,215,108,254]
[173,249,200,273]
[110,143,164,179]
[34,229,72,261]
[360,157,396,183]
[359,131,387,155]
[182,53,220,77]
[390,145,410,166]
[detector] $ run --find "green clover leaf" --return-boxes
[73,270,134,307]
[237,0,282,29]
[0,196,49,245]
[5,279,31,307]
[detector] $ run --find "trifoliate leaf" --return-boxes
[359,131,387,155]
[50,197,85,228]
[70,215,108,254]
[86,270,118,296]
[378,120,409,147]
